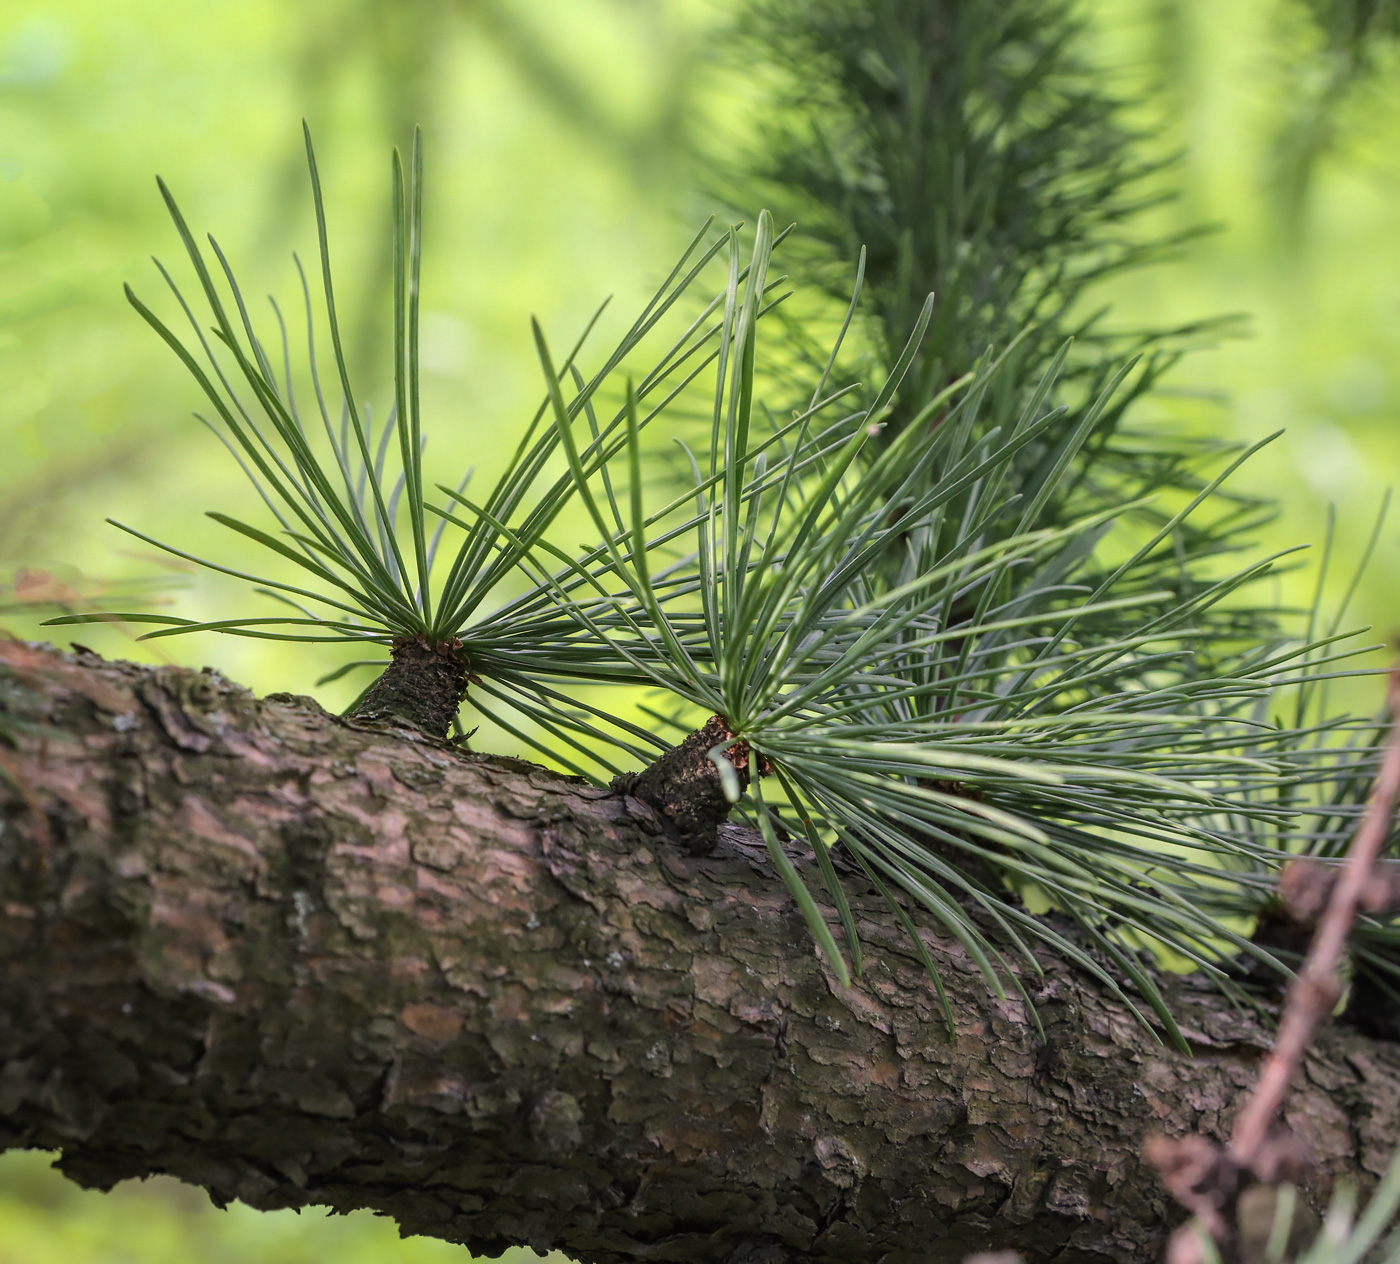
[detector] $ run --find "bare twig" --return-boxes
[1149,664,1400,1261]
[1229,665,1400,1171]
[1277,855,1400,924]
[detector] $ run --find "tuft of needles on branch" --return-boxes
[42,122,1391,1048]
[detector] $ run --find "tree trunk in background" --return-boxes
[1,640,1398,1264]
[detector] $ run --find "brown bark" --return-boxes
[612,714,750,853]
[346,634,467,740]
[1,639,1399,1264]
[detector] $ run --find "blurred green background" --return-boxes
[1,0,1397,1258]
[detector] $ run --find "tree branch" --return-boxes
[2,640,1399,1264]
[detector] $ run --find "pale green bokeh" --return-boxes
[0,0,718,744]
[0,1150,564,1264]
[2,0,1399,1257]
[1089,0,1400,700]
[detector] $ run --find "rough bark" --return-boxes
[613,715,750,853]
[1,640,1398,1264]
[346,635,467,740]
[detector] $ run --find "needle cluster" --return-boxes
[47,127,1388,1048]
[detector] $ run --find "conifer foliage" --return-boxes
[48,5,1390,1051]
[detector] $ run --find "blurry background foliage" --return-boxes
[1,0,1399,1259]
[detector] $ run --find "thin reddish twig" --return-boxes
[1229,666,1400,1170]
